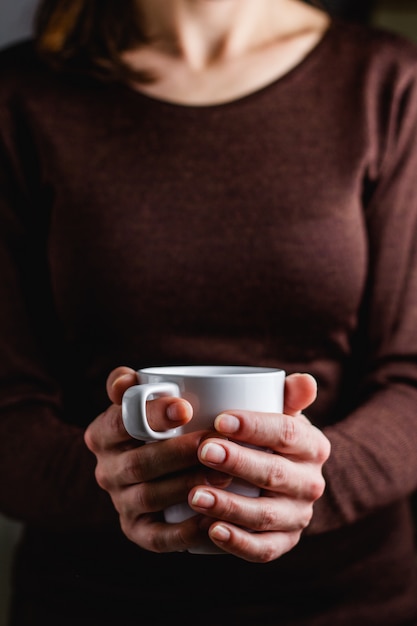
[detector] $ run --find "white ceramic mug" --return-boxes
[122,365,285,553]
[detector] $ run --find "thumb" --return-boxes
[284,373,317,416]
[106,366,138,404]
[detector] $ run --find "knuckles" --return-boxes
[122,449,148,484]
[83,428,95,453]
[255,530,302,564]
[84,406,129,455]
[278,416,299,448]
[264,458,288,490]
[309,474,326,501]
[83,422,100,453]
[94,463,112,491]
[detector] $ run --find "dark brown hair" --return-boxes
[34,0,149,81]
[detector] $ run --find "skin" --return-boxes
[84,368,331,562]
[123,0,331,105]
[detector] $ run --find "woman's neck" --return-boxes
[136,0,316,70]
[126,0,330,105]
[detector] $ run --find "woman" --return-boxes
[1,0,417,624]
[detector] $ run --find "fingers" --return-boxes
[145,395,193,432]
[86,415,202,478]
[189,486,313,562]
[197,436,326,500]
[120,507,302,560]
[188,409,331,562]
[84,404,134,452]
[106,367,138,404]
[213,410,330,462]
[110,460,231,517]
[106,431,207,486]
[86,419,230,506]
[284,373,317,416]
[105,366,193,434]
[190,486,314,530]
[87,425,231,554]
[188,419,330,562]
[118,513,212,554]
[207,524,302,563]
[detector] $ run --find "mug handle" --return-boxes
[122,382,181,441]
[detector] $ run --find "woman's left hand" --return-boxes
[188,373,331,562]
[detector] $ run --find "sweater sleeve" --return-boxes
[309,60,417,534]
[0,77,117,530]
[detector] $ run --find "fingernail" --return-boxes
[201,443,226,464]
[210,524,231,542]
[191,489,215,509]
[112,373,133,390]
[214,413,240,434]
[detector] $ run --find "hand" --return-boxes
[189,373,331,562]
[84,367,330,561]
[84,367,231,552]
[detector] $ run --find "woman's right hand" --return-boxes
[84,367,231,552]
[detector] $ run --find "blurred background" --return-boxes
[0,0,417,625]
[1,0,417,51]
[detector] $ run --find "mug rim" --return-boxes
[139,365,285,378]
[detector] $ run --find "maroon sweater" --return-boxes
[1,19,417,625]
